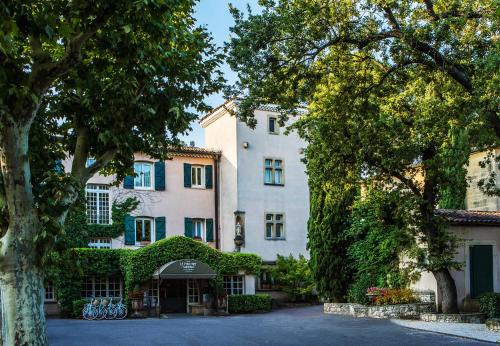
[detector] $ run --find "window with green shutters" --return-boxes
[183,163,213,189]
[184,218,213,242]
[124,215,135,245]
[184,217,193,238]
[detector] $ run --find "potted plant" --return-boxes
[129,285,145,318]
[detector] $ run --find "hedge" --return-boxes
[49,236,262,316]
[228,294,272,313]
[479,292,500,319]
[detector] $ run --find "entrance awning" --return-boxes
[152,259,217,279]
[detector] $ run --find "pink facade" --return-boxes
[64,147,220,249]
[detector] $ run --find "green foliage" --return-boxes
[87,197,139,239]
[270,254,315,302]
[479,292,500,319]
[307,180,357,302]
[49,236,261,315]
[372,288,419,306]
[228,294,272,313]
[347,275,373,305]
[346,189,417,292]
[72,299,87,319]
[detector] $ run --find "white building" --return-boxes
[200,100,310,263]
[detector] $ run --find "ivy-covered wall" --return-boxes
[48,236,261,315]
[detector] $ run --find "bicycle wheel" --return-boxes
[116,306,127,320]
[82,306,92,320]
[106,306,117,320]
[98,307,107,320]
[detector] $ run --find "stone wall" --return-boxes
[486,319,500,332]
[420,313,486,323]
[324,303,435,319]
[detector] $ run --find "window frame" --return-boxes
[44,282,56,302]
[85,184,111,225]
[81,277,123,298]
[264,212,286,240]
[264,158,284,186]
[88,238,112,249]
[267,115,279,135]
[135,217,154,245]
[187,279,200,304]
[191,165,205,188]
[223,275,245,295]
[133,161,154,190]
[192,219,205,240]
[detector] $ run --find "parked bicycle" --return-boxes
[82,297,127,320]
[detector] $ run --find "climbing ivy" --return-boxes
[49,236,261,315]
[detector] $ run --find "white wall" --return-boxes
[203,110,239,253]
[411,225,500,310]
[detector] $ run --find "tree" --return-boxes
[0,1,223,344]
[226,0,498,313]
[271,254,315,302]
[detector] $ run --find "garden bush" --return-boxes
[479,292,500,318]
[228,294,272,313]
[270,254,315,302]
[72,299,87,318]
[372,288,418,305]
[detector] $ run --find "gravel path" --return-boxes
[391,319,500,343]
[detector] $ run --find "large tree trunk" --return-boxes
[0,257,47,346]
[432,268,459,314]
[0,121,48,345]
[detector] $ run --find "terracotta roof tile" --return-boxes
[435,209,500,226]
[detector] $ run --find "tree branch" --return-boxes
[382,7,473,94]
[422,0,486,20]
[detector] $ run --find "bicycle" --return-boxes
[115,297,127,319]
[105,297,117,320]
[82,298,95,320]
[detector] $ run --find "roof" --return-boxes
[168,146,221,159]
[199,99,308,125]
[436,209,500,226]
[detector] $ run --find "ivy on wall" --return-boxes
[48,236,261,315]
[87,197,139,239]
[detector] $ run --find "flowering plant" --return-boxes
[366,287,387,296]
[373,288,418,305]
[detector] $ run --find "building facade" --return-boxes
[200,100,309,263]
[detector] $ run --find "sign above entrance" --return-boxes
[152,259,217,279]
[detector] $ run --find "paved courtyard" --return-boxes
[47,306,491,345]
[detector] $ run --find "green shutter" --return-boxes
[124,215,135,245]
[206,218,214,242]
[470,245,494,298]
[205,165,213,189]
[155,216,166,241]
[154,161,165,191]
[184,163,192,188]
[184,218,193,238]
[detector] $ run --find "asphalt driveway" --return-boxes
[47,305,490,345]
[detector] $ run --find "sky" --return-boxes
[179,0,260,147]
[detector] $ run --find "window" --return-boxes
[188,279,200,304]
[81,277,122,298]
[135,218,153,244]
[88,238,112,249]
[86,158,96,167]
[191,165,204,188]
[44,282,55,302]
[265,213,285,240]
[264,159,284,185]
[148,279,159,298]
[85,184,110,224]
[268,116,279,134]
[134,162,153,188]
[193,219,204,239]
[224,276,244,295]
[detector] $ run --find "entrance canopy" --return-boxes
[152,259,216,279]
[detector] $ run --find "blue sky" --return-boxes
[179,0,259,147]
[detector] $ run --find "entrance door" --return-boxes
[162,280,187,313]
[470,245,494,298]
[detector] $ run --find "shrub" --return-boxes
[228,294,272,313]
[479,292,500,318]
[347,274,374,304]
[270,254,315,302]
[72,299,88,318]
[373,288,418,305]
